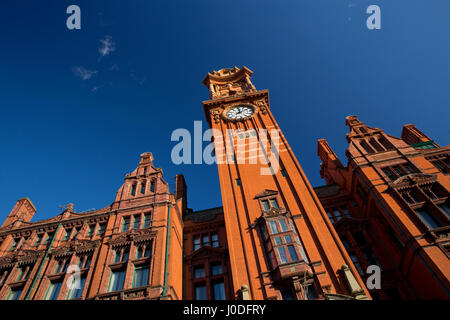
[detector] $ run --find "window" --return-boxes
[10,238,19,251]
[235,179,241,186]
[430,159,449,174]
[281,169,288,177]
[132,265,149,288]
[378,136,394,150]
[287,245,299,262]
[149,180,155,192]
[113,247,129,263]
[401,189,422,204]
[133,215,141,229]
[270,199,279,209]
[261,200,270,211]
[130,183,137,196]
[360,141,374,154]
[136,243,152,259]
[276,247,288,264]
[213,281,226,300]
[72,227,80,239]
[34,234,43,246]
[67,276,86,299]
[143,213,151,228]
[415,208,442,229]
[202,234,210,247]
[195,284,207,300]
[108,269,126,292]
[350,254,364,276]
[193,236,201,251]
[269,221,279,234]
[281,288,295,300]
[122,217,130,232]
[194,266,205,279]
[87,225,95,237]
[211,233,219,247]
[305,284,319,300]
[369,138,384,152]
[98,223,106,235]
[55,259,69,274]
[438,203,450,219]
[341,237,350,249]
[342,207,352,218]
[140,181,146,194]
[383,167,396,181]
[7,287,23,300]
[45,280,63,300]
[0,269,11,287]
[279,219,288,232]
[78,255,92,269]
[44,232,54,246]
[211,263,223,276]
[16,264,33,281]
[63,228,70,241]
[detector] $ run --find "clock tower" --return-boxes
[202,66,370,300]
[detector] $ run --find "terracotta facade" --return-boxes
[0,67,448,300]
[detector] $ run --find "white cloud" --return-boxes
[72,66,97,80]
[99,35,116,57]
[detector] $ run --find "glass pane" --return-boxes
[274,237,283,245]
[144,245,151,257]
[213,282,226,300]
[261,200,270,211]
[287,245,299,262]
[46,281,62,300]
[277,247,288,264]
[122,249,129,262]
[279,219,289,232]
[195,285,207,300]
[333,210,342,221]
[133,216,141,229]
[269,221,279,234]
[202,235,210,246]
[284,235,293,243]
[144,214,151,227]
[194,236,201,251]
[415,208,441,229]
[68,276,86,299]
[438,203,450,219]
[211,264,223,276]
[270,199,279,209]
[194,266,205,278]
[133,265,149,288]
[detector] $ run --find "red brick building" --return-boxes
[0,67,448,300]
[316,116,450,299]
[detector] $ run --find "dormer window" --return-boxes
[260,197,280,211]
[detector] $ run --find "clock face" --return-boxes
[225,105,255,120]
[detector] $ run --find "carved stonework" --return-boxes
[108,229,155,247]
[257,101,268,115]
[51,239,99,257]
[391,173,437,189]
[210,108,222,124]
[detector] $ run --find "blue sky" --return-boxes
[0,0,449,222]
